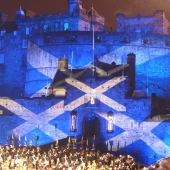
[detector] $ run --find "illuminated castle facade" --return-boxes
[0,0,170,165]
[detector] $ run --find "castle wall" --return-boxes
[1,76,170,165]
[22,31,170,99]
[162,12,170,34]
[0,28,170,166]
[1,1,170,165]
[1,31,170,99]
[116,11,170,35]
[1,31,170,100]
[0,33,26,98]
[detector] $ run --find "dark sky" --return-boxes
[1,0,170,30]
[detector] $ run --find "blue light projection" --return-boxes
[119,139,163,165]
[16,128,55,146]
[1,32,170,166]
[25,63,52,97]
[136,53,170,98]
[0,113,26,144]
[151,120,170,148]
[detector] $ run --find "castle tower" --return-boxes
[68,0,82,14]
[15,6,25,24]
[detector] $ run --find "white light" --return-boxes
[90,97,95,105]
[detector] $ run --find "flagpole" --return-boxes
[92,25,94,76]
[70,51,73,78]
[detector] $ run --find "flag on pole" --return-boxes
[11,134,14,146]
[81,136,83,144]
[86,137,88,146]
[93,135,95,141]
[56,137,58,146]
[18,135,21,146]
[24,136,27,146]
[30,136,32,146]
[55,137,59,149]
[6,136,8,146]
[67,136,71,148]
[92,142,95,151]
[73,137,77,149]
[86,137,89,151]
[68,136,70,144]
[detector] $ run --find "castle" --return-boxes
[0,0,170,165]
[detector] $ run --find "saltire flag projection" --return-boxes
[1,36,170,165]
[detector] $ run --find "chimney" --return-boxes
[58,55,68,71]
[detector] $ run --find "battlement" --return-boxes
[117,10,170,35]
[117,10,164,19]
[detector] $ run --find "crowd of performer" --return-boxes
[0,144,139,170]
[0,137,170,170]
[0,135,167,170]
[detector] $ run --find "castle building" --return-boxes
[117,10,170,35]
[0,0,170,165]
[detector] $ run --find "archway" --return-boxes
[82,114,100,137]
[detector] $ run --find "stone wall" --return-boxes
[24,31,170,99]
[0,75,170,165]
[1,31,170,99]
[116,11,170,35]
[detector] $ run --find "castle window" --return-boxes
[69,35,76,42]
[0,40,4,49]
[55,22,59,30]
[143,39,148,45]
[45,36,51,43]
[13,31,17,36]
[22,40,27,48]
[0,30,5,36]
[85,24,88,31]
[71,110,77,132]
[165,40,170,46]
[0,54,4,64]
[64,23,69,31]
[44,24,49,32]
[26,27,29,35]
[95,35,102,42]
[122,37,128,43]
[107,111,114,132]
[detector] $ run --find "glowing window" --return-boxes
[64,23,69,31]
[0,30,5,36]
[13,31,17,35]
[44,24,49,32]
[26,27,29,35]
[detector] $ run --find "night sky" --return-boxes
[0,0,170,30]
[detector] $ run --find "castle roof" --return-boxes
[50,61,129,88]
[0,21,18,33]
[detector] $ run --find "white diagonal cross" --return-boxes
[96,111,170,157]
[0,99,67,140]
[65,76,126,111]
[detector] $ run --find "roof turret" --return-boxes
[15,6,25,16]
